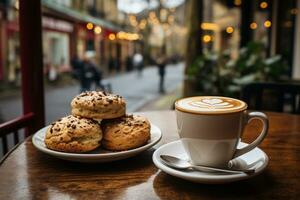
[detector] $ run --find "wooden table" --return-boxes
[0,111,299,199]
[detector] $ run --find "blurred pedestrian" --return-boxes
[133,52,144,77]
[156,53,167,94]
[126,55,133,71]
[71,54,88,92]
[108,56,115,74]
[71,54,82,80]
[83,51,105,91]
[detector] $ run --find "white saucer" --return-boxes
[32,124,162,163]
[152,140,268,184]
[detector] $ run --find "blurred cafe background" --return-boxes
[0,0,300,155]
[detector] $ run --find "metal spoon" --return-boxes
[160,155,255,174]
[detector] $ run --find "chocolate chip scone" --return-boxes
[71,91,126,120]
[45,115,102,153]
[102,114,151,151]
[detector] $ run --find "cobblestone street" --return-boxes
[0,63,184,124]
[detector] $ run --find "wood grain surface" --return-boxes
[0,111,299,199]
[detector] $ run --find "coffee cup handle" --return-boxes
[233,111,269,158]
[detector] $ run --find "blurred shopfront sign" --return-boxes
[42,16,73,33]
[6,16,74,33]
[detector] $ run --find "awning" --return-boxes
[42,0,125,32]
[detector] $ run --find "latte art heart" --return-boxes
[202,98,223,105]
[175,96,247,114]
[190,98,234,109]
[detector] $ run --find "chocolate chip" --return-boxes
[67,124,71,128]
[72,125,76,129]
[108,99,113,103]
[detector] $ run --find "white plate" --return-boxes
[152,140,269,184]
[32,124,162,163]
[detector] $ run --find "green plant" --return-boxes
[187,42,288,97]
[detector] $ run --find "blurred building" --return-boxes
[0,0,140,84]
[200,0,300,79]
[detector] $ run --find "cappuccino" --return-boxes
[175,96,247,114]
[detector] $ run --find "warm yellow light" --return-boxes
[201,22,219,31]
[264,20,271,28]
[250,22,257,29]
[116,32,139,40]
[203,35,212,43]
[226,26,234,34]
[86,23,94,30]
[260,2,268,9]
[132,33,139,40]
[94,26,102,34]
[234,0,241,6]
[117,31,126,39]
[109,33,116,41]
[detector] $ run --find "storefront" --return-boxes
[42,16,74,78]
[6,20,20,84]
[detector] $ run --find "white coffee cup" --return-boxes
[175,96,268,167]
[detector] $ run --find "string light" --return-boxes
[203,35,212,43]
[250,22,257,29]
[226,26,234,34]
[86,22,93,30]
[109,33,116,41]
[260,2,268,9]
[116,32,139,40]
[201,23,219,31]
[94,26,102,34]
[264,20,271,28]
[117,31,126,39]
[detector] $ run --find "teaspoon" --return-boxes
[160,155,255,174]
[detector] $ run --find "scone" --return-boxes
[102,114,151,151]
[45,115,102,153]
[71,91,126,119]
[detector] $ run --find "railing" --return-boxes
[0,113,35,154]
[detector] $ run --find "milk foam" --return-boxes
[176,96,247,114]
